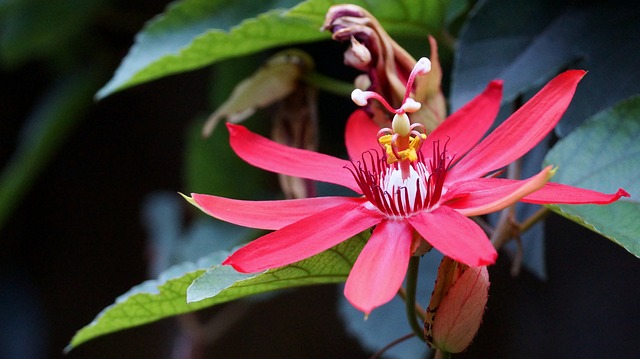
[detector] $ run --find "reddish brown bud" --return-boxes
[425,257,490,353]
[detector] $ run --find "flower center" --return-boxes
[347,140,452,218]
[346,57,453,217]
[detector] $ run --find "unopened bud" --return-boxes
[344,37,372,71]
[425,257,490,353]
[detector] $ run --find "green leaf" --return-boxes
[96,0,448,99]
[451,0,640,136]
[544,95,640,258]
[67,232,367,351]
[187,232,366,302]
[65,253,223,353]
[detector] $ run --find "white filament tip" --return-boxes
[402,98,422,113]
[351,89,369,106]
[415,57,431,75]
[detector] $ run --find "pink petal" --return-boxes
[223,201,384,273]
[521,183,630,204]
[448,70,586,183]
[227,124,361,193]
[443,166,553,216]
[344,220,413,315]
[189,193,366,230]
[345,109,381,160]
[423,80,502,162]
[408,207,497,266]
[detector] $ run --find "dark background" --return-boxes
[1,1,639,358]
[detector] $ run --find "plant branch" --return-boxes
[519,206,551,233]
[491,159,521,249]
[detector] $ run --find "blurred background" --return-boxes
[1,0,639,358]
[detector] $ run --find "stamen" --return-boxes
[401,98,421,113]
[402,57,431,104]
[351,89,400,114]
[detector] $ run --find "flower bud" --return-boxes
[425,257,490,353]
[323,5,445,131]
[344,36,372,70]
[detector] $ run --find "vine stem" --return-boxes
[519,206,551,232]
[397,287,427,321]
[491,159,521,249]
[404,256,426,341]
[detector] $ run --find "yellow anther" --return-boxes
[378,132,427,164]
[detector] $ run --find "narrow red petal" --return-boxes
[223,201,384,273]
[344,220,413,315]
[189,193,366,230]
[408,207,497,266]
[521,183,630,204]
[227,123,361,193]
[448,70,586,183]
[423,80,502,161]
[443,166,553,216]
[345,109,381,160]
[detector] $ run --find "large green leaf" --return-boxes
[451,0,640,136]
[96,0,449,99]
[187,232,366,302]
[544,96,640,258]
[67,232,367,351]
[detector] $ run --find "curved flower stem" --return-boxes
[369,332,416,359]
[404,256,426,342]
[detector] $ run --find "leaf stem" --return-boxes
[302,71,355,96]
[405,256,425,341]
